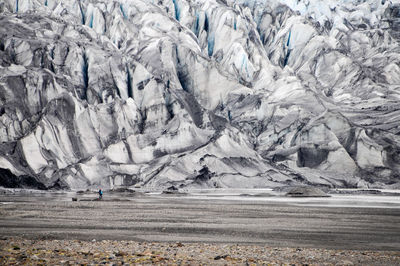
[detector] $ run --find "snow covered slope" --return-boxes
[0,0,399,189]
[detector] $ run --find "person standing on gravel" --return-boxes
[98,189,103,200]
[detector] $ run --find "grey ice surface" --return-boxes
[0,189,399,251]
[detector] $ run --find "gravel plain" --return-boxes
[0,190,399,265]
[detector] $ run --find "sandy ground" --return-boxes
[0,191,399,264]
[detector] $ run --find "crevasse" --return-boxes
[194,12,200,36]
[78,0,86,24]
[207,33,215,57]
[89,14,94,28]
[120,4,127,19]
[82,53,89,99]
[287,31,291,47]
[126,65,133,98]
[172,0,180,21]
[284,31,292,66]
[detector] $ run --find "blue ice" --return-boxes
[208,34,215,57]
[120,4,127,19]
[172,0,180,21]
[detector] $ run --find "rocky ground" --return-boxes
[1,238,400,265]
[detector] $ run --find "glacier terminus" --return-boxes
[0,0,400,190]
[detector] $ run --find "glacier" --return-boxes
[0,0,399,190]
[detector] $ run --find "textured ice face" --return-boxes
[0,0,399,190]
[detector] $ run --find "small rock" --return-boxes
[81,250,90,255]
[18,253,27,260]
[167,185,178,191]
[115,251,127,257]
[214,255,229,260]
[341,260,354,265]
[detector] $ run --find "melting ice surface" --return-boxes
[0,188,399,208]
